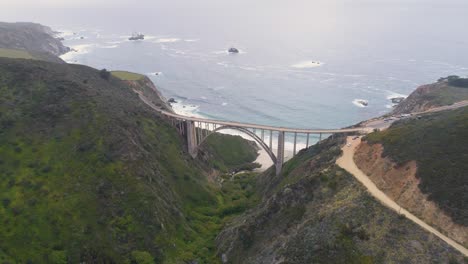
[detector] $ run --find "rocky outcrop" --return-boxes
[124,76,173,112]
[354,141,468,246]
[390,97,405,104]
[392,80,468,114]
[0,22,69,62]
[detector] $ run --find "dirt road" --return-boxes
[336,136,468,256]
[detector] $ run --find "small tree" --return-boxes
[99,69,111,80]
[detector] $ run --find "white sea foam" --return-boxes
[239,66,258,71]
[100,45,118,49]
[148,72,163,76]
[217,62,229,67]
[171,102,204,118]
[184,39,199,42]
[60,44,94,62]
[352,99,369,108]
[213,49,246,55]
[385,91,407,100]
[291,61,323,68]
[151,38,181,43]
[222,102,228,106]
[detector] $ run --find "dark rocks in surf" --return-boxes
[390,97,405,104]
[228,47,239,54]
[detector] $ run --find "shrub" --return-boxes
[99,69,111,80]
[131,251,155,264]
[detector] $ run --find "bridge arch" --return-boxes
[196,125,277,165]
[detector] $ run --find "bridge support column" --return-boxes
[276,131,285,176]
[186,120,198,158]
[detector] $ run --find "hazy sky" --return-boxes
[4,0,468,8]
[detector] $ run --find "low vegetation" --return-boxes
[216,136,464,263]
[365,107,468,225]
[111,70,145,81]
[0,58,259,263]
[200,132,260,173]
[392,76,468,114]
[439,75,468,88]
[0,47,34,59]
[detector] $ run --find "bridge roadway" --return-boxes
[155,108,365,134]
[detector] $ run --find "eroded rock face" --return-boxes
[216,137,464,263]
[0,22,70,56]
[353,141,468,245]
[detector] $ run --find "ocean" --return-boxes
[3,1,468,153]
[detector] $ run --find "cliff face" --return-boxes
[124,76,172,112]
[0,22,69,62]
[392,80,468,114]
[354,142,468,246]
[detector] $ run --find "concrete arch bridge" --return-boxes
[157,109,365,175]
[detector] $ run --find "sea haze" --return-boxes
[3,1,468,136]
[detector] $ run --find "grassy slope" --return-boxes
[392,78,468,114]
[111,71,145,81]
[0,58,258,263]
[216,136,464,263]
[0,48,34,59]
[199,133,260,173]
[365,107,468,225]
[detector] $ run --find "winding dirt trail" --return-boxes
[336,136,468,257]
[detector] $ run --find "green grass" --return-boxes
[200,132,260,173]
[365,107,468,225]
[0,48,34,59]
[0,57,260,263]
[111,70,145,81]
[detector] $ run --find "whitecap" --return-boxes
[148,72,163,76]
[184,39,199,42]
[239,66,257,71]
[217,62,229,67]
[291,61,323,68]
[221,102,228,106]
[151,38,181,43]
[99,45,118,49]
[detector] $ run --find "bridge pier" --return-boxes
[276,131,285,176]
[186,120,198,158]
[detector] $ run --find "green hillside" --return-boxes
[216,136,465,263]
[111,71,145,81]
[0,58,258,263]
[0,48,34,59]
[365,107,468,225]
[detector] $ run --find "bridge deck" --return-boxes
[157,109,364,134]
